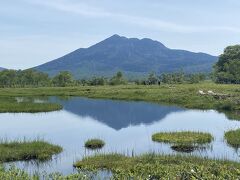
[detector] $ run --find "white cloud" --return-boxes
[25,0,240,34]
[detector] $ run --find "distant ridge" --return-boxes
[35,34,218,78]
[0,67,5,71]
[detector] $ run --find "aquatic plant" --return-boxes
[84,139,105,149]
[0,139,62,162]
[225,128,240,148]
[152,131,213,145]
[74,153,240,179]
[0,165,92,179]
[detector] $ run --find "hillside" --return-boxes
[35,35,218,78]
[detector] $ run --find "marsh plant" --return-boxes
[0,97,62,113]
[0,165,93,180]
[152,131,213,144]
[0,139,62,162]
[84,139,105,150]
[152,131,213,153]
[75,153,240,179]
[224,129,240,148]
[0,82,240,114]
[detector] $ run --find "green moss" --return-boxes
[225,129,240,148]
[84,139,105,149]
[74,153,240,179]
[0,139,62,162]
[152,131,213,145]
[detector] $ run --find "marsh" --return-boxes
[0,96,240,175]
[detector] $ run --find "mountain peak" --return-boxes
[111,34,122,38]
[99,35,166,49]
[104,34,126,42]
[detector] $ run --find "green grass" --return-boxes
[0,82,240,115]
[0,102,62,113]
[152,131,213,145]
[74,153,240,179]
[84,139,105,149]
[0,139,62,162]
[0,97,62,113]
[0,82,239,110]
[224,129,240,148]
[0,165,91,179]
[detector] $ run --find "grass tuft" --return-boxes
[0,139,62,162]
[152,131,213,145]
[84,139,105,149]
[224,129,240,148]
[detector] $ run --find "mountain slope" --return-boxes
[35,35,218,78]
[0,67,5,71]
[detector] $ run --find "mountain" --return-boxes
[0,67,5,71]
[35,35,218,78]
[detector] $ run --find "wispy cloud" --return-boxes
[24,0,240,34]
[24,0,112,17]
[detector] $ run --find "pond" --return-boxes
[0,96,240,175]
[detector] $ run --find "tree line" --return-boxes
[0,70,73,88]
[0,70,128,87]
[0,68,209,88]
[135,72,207,85]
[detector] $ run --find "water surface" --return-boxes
[0,97,239,175]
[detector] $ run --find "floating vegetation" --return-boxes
[84,139,105,150]
[225,129,240,148]
[152,131,213,145]
[74,153,240,179]
[0,139,62,162]
[152,131,213,153]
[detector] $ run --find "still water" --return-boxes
[0,97,239,175]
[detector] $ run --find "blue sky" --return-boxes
[1,0,240,69]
